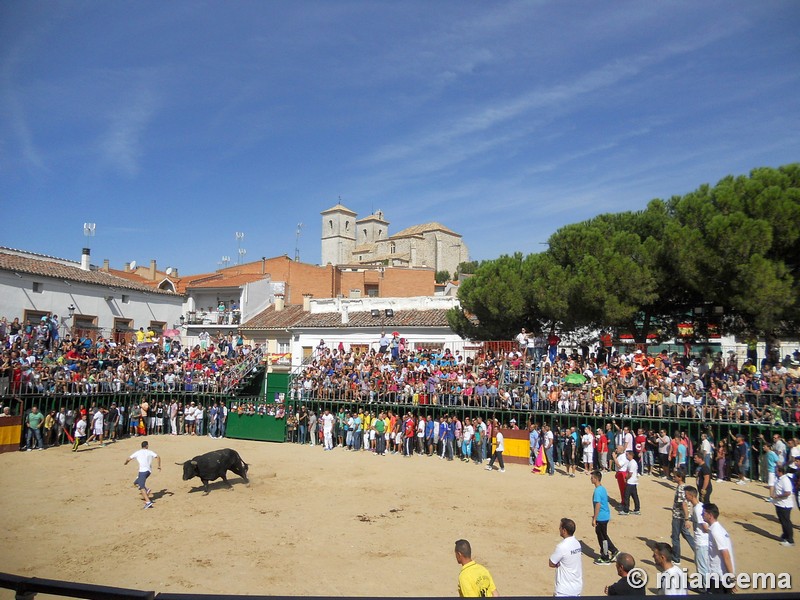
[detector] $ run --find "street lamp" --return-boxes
[66,304,76,338]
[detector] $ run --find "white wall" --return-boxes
[0,271,183,336]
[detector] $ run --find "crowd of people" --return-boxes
[1,396,231,452]
[291,332,800,425]
[0,314,262,397]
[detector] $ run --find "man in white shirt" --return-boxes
[684,487,709,583]
[703,504,735,593]
[772,465,795,546]
[321,409,335,451]
[582,426,595,474]
[621,450,640,515]
[549,518,583,597]
[124,440,161,509]
[653,542,687,595]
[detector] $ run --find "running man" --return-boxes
[124,440,161,509]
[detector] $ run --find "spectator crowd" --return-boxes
[0,314,262,396]
[290,332,800,425]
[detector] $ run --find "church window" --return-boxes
[390,242,396,254]
[329,219,333,231]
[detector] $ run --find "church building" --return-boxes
[320,203,469,277]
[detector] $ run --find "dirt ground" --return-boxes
[0,435,796,597]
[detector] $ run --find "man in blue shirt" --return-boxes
[529,424,540,466]
[591,470,619,565]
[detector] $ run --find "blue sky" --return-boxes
[2,1,799,275]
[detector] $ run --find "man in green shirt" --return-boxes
[26,406,45,450]
[374,411,386,455]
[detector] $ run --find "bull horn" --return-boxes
[174,462,183,465]
[191,460,198,466]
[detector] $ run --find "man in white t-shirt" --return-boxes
[772,465,795,546]
[582,426,595,474]
[548,518,583,596]
[124,440,161,509]
[653,541,687,595]
[685,486,709,583]
[321,409,335,451]
[621,450,640,515]
[703,504,735,593]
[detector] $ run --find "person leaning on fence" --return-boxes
[454,539,498,597]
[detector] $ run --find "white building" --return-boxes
[241,295,466,368]
[0,247,183,341]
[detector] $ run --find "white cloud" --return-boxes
[98,84,159,176]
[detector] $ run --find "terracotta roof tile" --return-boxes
[187,273,268,288]
[390,222,459,238]
[241,307,452,330]
[296,308,451,328]
[240,305,306,329]
[0,250,179,295]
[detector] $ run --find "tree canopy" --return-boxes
[448,164,800,342]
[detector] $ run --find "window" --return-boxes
[149,321,166,334]
[362,228,367,239]
[389,242,396,254]
[329,219,333,230]
[365,284,379,297]
[113,318,134,344]
[345,221,349,231]
[24,310,50,324]
[121,294,130,303]
[32,282,43,293]
[73,315,99,341]
[350,344,368,356]
[278,341,290,354]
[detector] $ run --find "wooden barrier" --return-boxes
[0,415,22,454]
[493,427,531,465]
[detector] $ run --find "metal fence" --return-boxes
[284,395,794,481]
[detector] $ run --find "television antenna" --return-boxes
[294,222,303,262]
[165,267,174,276]
[221,255,231,268]
[129,260,137,271]
[235,232,245,264]
[83,223,96,237]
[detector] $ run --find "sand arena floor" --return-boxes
[0,435,797,597]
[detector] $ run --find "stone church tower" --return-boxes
[320,203,356,266]
[320,203,469,274]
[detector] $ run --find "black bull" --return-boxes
[178,448,249,494]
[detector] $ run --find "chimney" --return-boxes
[341,305,349,325]
[302,294,312,312]
[274,293,285,312]
[149,259,157,281]
[410,244,417,267]
[80,248,91,271]
[262,257,266,275]
[124,262,130,272]
[102,259,110,271]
